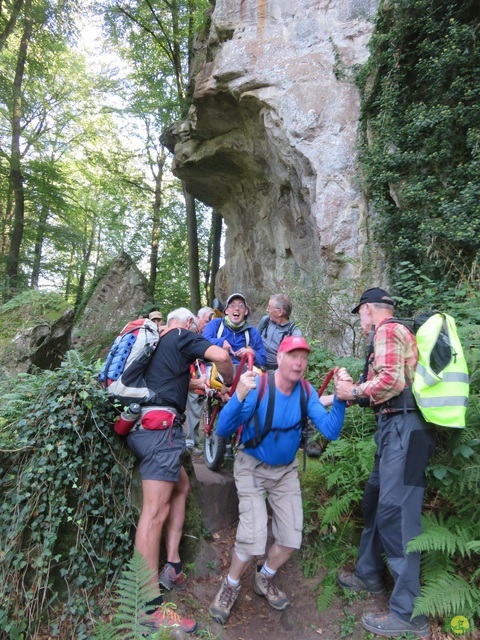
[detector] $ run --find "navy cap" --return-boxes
[351,288,395,314]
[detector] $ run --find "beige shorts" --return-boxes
[233,450,303,557]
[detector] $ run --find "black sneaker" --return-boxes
[362,610,430,638]
[337,571,386,596]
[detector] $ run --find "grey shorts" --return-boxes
[233,450,303,557]
[126,424,186,482]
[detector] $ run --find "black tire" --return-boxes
[203,398,227,470]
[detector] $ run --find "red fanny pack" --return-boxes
[140,409,177,430]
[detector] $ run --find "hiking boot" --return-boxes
[159,564,186,591]
[209,577,241,624]
[253,568,290,611]
[337,571,386,596]
[144,605,196,634]
[362,610,430,638]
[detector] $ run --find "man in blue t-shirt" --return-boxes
[203,293,266,369]
[208,336,350,625]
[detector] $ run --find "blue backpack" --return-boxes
[99,318,159,406]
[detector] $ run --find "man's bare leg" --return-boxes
[264,543,295,571]
[164,467,190,562]
[135,478,175,586]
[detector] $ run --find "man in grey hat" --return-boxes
[335,288,436,638]
[203,293,266,368]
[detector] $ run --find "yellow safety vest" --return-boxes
[412,313,469,428]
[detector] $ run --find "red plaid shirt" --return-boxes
[358,318,418,405]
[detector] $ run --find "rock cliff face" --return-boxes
[71,252,153,356]
[165,0,383,311]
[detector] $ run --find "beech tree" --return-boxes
[0,0,157,302]
[102,0,211,310]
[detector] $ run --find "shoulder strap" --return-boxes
[260,317,270,338]
[382,317,415,334]
[245,328,250,348]
[242,373,275,449]
[216,320,224,339]
[286,322,297,337]
[299,378,309,423]
[242,375,310,449]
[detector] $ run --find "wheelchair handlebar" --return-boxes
[228,351,254,397]
[318,368,335,397]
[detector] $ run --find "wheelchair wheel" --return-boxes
[203,398,227,470]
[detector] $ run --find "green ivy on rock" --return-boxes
[0,351,137,638]
[358,0,480,296]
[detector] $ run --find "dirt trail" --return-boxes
[169,521,467,640]
[170,521,383,640]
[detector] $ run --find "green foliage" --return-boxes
[92,550,170,640]
[0,351,137,638]
[274,265,370,358]
[300,406,377,610]
[0,289,69,336]
[358,0,480,296]
[339,606,357,637]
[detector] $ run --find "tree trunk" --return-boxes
[74,216,95,312]
[149,148,166,293]
[64,249,75,302]
[0,0,25,52]
[209,211,223,306]
[6,0,32,297]
[183,185,200,312]
[30,201,49,288]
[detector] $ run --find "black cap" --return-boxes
[351,288,395,314]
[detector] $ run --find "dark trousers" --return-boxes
[355,410,436,618]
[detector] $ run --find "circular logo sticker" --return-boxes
[450,616,470,636]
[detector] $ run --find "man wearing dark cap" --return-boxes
[208,336,349,625]
[335,288,436,638]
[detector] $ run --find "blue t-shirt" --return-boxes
[216,377,346,465]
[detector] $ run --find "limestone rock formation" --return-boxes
[71,252,153,356]
[164,0,383,312]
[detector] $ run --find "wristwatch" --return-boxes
[352,386,360,399]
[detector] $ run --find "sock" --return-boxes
[167,560,182,575]
[260,562,276,578]
[144,594,163,614]
[226,574,240,587]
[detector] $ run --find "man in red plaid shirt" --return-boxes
[335,288,436,639]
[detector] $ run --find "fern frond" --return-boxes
[113,550,159,638]
[90,622,118,640]
[466,540,480,554]
[316,583,337,612]
[414,574,480,619]
[407,513,475,557]
[421,550,457,579]
[320,491,363,528]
